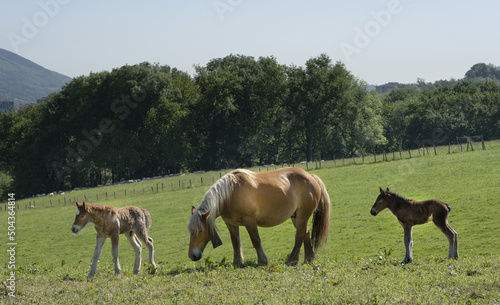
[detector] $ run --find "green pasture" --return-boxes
[1,141,500,304]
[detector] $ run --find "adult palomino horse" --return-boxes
[71,201,157,278]
[370,188,458,264]
[188,167,331,266]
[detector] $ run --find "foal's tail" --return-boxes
[445,203,451,212]
[142,208,152,230]
[310,174,331,252]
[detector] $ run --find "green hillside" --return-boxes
[0,48,71,105]
[2,141,499,303]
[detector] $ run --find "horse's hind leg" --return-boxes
[433,215,458,259]
[303,227,314,264]
[447,224,459,259]
[290,215,314,264]
[126,232,142,274]
[135,230,157,273]
[287,217,309,266]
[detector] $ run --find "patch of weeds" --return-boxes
[377,246,394,265]
[17,264,52,275]
[59,274,83,282]
[468,290,486,300]
[368,293,380,305]
[448,265,457,275]
[258,264,283,273]
[466,268,481,276]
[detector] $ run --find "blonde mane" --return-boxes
[188,169,256,233]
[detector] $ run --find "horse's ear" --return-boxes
[379,187,384,194]
[211,229,223,248]
[191,206,196,215]
[201,210,211,221]
[386,188,390,192]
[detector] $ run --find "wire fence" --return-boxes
[3,139,492,212]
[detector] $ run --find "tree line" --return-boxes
[1,55,499,197]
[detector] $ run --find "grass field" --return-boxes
[1,142,500,304]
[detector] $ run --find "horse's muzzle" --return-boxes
[370,209,378,216]
[71,225,80,234]
[189,250,202,261]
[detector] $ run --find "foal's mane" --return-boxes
[387,190,412,202]
[188,169,255,233]
[83,202,116,215]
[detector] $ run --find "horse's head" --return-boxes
[71,201,91,234]
[187,206,222,261]
[370,187,391,216]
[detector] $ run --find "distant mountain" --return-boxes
[0,48,71,105]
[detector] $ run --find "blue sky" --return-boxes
[1,0,498,85]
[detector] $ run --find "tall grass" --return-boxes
[1,141,499,303]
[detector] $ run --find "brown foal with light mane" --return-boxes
[71,201,157,278]
[370,188,458,264]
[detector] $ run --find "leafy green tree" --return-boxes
[190,54,287,170]
[465,63,499,80]
[286,54,385,160]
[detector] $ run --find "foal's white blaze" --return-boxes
[71,210,82,233]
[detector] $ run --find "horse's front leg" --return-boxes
[226,223,244,265]
[110,234,121,276]
[402,226,413,264]
[244,223,268,265]
[88,234,106,279]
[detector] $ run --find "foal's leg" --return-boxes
[226,223,244,265]
[135,230,157,273]
[433,217,459,259]
[88,234,106,279]
[126,233,142,274]
[402,225,413,264]
[244,223,268,265]
[110,233,121,276]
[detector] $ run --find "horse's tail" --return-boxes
[445,203,451,212]
[310,174,331,252]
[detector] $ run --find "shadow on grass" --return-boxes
[164,257,287,276]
